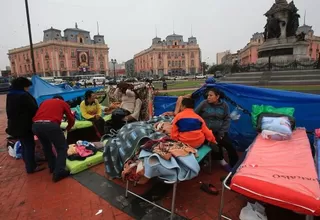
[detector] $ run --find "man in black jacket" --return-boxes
[6,77,44,173]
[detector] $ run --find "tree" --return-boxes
[201,62,210,75]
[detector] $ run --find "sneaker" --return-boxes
[52,170,70,183]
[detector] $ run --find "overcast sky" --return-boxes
[1,0,319,70]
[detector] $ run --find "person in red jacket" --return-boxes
[32,95,75,182]
[171,98,217,148]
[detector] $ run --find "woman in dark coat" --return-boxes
[6,77,44,173]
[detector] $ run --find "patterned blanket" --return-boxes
[103,116,200,182]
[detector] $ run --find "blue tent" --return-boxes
[29,75,103,104]
[154,79,320,151]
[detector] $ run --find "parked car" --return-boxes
[195,75,207,79]
[0,77,10,92]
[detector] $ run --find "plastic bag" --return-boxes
[261,130,291,141]
[230,107,241,121]
[261,117,292,135]
[239,202,267,220]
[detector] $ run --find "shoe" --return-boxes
[200,182,219,195]
[27,165,46,174]
[52,170,70,183]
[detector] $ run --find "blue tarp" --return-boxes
[154,81,320,151]
[29,76,103,104]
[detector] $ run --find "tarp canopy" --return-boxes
[29,75,103,104]
[154,80,320,151]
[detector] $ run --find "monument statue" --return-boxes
[286,1,300,37]
[257,0,310,64]
[264,15,281,40]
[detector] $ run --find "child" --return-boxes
[171,98,217,148]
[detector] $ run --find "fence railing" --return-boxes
[237,60,320,72]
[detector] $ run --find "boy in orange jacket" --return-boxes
[171,98,217,148]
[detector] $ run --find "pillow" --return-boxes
[261,116,293,135]
[256,112,296,132]
[252,105,295,128]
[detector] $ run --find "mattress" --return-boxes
[315,132,320,180]
[66,151,104,174]
[230,128,320,216]
[61,114,111,131]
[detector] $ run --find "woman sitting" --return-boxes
[195,87,239,172]
[80,90,105,138]
[114,82,136,115]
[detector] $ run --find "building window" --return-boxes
[60,61,64,69]
[79,38,83,44]
[100,61,104,70]
[191,60,195,67]
[90,61,94,68]
[175,61,178,67]
[72,61,76,68]
[158,53,161,59]
[168,53,171,58]
[172,61,175,67]
[178,61,181,67]
[159,61,162,66]
[71,50,75,57]
[46,61,50,69]
[168,61,171,67]
[37,63,41,71]
[191,52,194,58]
[182,60,185,66]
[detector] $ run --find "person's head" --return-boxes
[52,95,64,101]
[181,98,195,110]
[118,82,133,93]
[10,77,32,91]
[206,88,222,104]
[84,90,96,103]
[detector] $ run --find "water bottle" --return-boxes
[230,108,241,121]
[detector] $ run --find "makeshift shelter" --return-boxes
[154,78,320,151]
[29,75,102,104]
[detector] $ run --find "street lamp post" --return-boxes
[111,59,117,82]
[25,0,36,75]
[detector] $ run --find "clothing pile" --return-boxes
[67,140,98,161]
[103,117,201,184]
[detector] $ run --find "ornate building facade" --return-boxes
[8,24,109,77]
[239,33,264,65]
[134,34,201,76]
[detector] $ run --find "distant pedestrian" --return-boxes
[93,79,96,87]
[6,77,45,174]
[84,80,87,88]
[32,95,75,182]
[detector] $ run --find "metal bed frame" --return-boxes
[218,160,316,220]
[124,152,212,220]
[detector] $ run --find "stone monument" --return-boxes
[257,0,310,64]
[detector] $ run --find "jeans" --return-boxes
[32,122,67,175]
[215,132,239,168]
[19,134,37,173]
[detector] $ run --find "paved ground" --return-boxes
[0,94,316,220]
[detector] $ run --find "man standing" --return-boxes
[32,96,75,182]
[6,77,44,173]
